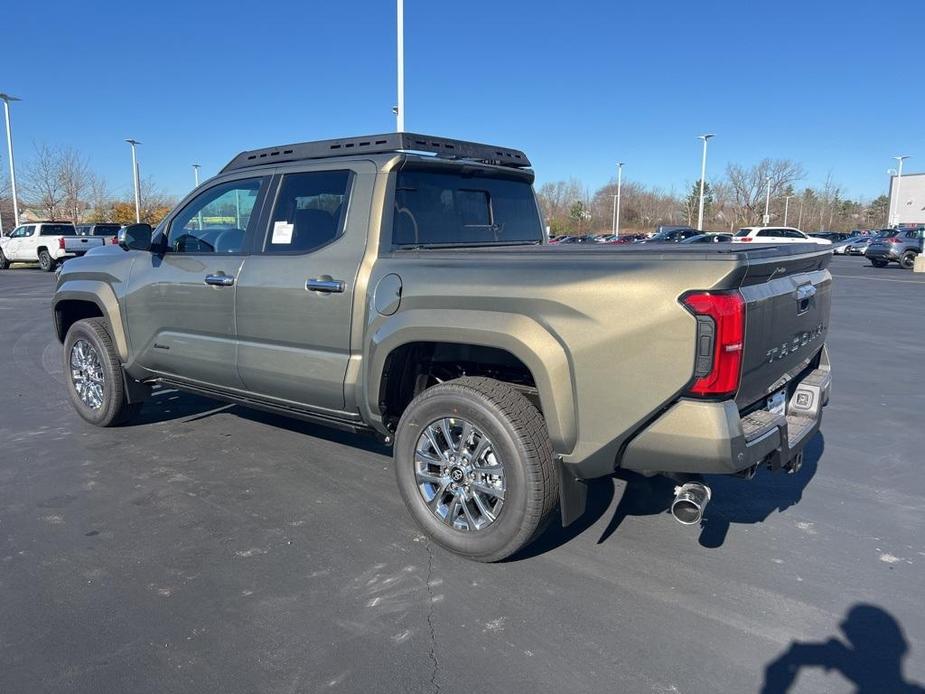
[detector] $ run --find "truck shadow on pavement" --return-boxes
[132,389,391,456]
[514,433,824,559]
[599,432,824,548]
[760,603,925,693]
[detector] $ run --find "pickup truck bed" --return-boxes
[371,242,831,481]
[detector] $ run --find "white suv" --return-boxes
[732,226,832,245]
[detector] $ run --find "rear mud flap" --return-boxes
[558,461,588,527]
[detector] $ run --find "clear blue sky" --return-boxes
[3,0,922,202]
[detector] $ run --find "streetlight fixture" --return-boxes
[611,162,624,236]
[696,134,714,231]
[0,93,22,227]
[125,139,142,223]
[763,176,771,225]
[891,155,910,227]
[783,194,795,226]
[395,0,405,132]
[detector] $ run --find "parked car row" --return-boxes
[549,228,729,245]
[552,226,839,247]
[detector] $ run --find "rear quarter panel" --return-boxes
[363,247,746,474]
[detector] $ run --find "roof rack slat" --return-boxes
[220,132,531,173]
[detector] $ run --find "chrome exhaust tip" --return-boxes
[671,482,712,525]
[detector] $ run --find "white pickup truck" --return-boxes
[0,222,106,271]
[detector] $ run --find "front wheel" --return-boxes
[869,258,888,268]
[0,247,9,270]
[394,377,558,562]
[900,251,917,270]
[38,249,56,272]
[64,318,142,427]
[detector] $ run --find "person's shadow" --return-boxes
[761,604,925,693]
[596,432,824,548]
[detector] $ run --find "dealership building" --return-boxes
[889,171,925,227]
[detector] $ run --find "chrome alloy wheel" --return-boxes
[414,417,505,531]
[70,339,105,410]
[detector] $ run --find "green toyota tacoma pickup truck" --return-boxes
[53,133,832,561]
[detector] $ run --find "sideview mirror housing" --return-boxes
[118,223,153,251]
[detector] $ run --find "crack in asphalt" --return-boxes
[423,539,441,694]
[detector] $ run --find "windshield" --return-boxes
[93,225,121,235]
[734,228,753,237]
[392,169,542,246]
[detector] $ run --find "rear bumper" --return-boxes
[865,247,898,261]
[620,346,832,475]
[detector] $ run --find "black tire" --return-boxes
[869,258,888,268]
[64,318,142,427]
[394,376,558,562]
[900,251,917,270]
[38,249,56,272]
[0,247,8,270]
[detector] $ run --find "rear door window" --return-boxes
[263,170,352,254]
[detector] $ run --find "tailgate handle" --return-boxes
[794,284,815,313]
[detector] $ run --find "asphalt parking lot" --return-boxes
[1,256,923,694]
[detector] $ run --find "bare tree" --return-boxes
[138,175,175,223]
[726,159,806,225]
[22,143,68,220]
[0,168,11,233]
[85,172,113,222]
[59,147,92,223]
[536,178,586,233]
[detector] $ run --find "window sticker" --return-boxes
[271,221,294,245]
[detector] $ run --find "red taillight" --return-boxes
[681,291,745,398]
[738,237,752,242]
[111,237,119,244]
[58,238,65,250]
[887,237,903,244]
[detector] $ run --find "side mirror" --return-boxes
[118,223,153,251]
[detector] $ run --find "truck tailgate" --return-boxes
[64,237,104,253]
[736,245,832,410]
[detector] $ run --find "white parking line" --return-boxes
[833,274,925,284]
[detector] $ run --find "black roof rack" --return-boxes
[220,132,531,173]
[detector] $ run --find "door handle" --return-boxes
[204,273,235,287]
[306,278,345,293]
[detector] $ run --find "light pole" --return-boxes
[0,93,22,227]
[696,134,714,231]
[395,0,405,132]
[798,195,805,229]
[891,155,910,227]
[763,177,771,225]
[611,162,624,236]
[125,139,142,223]
[783,194,794,226]
[886,168,897,226]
